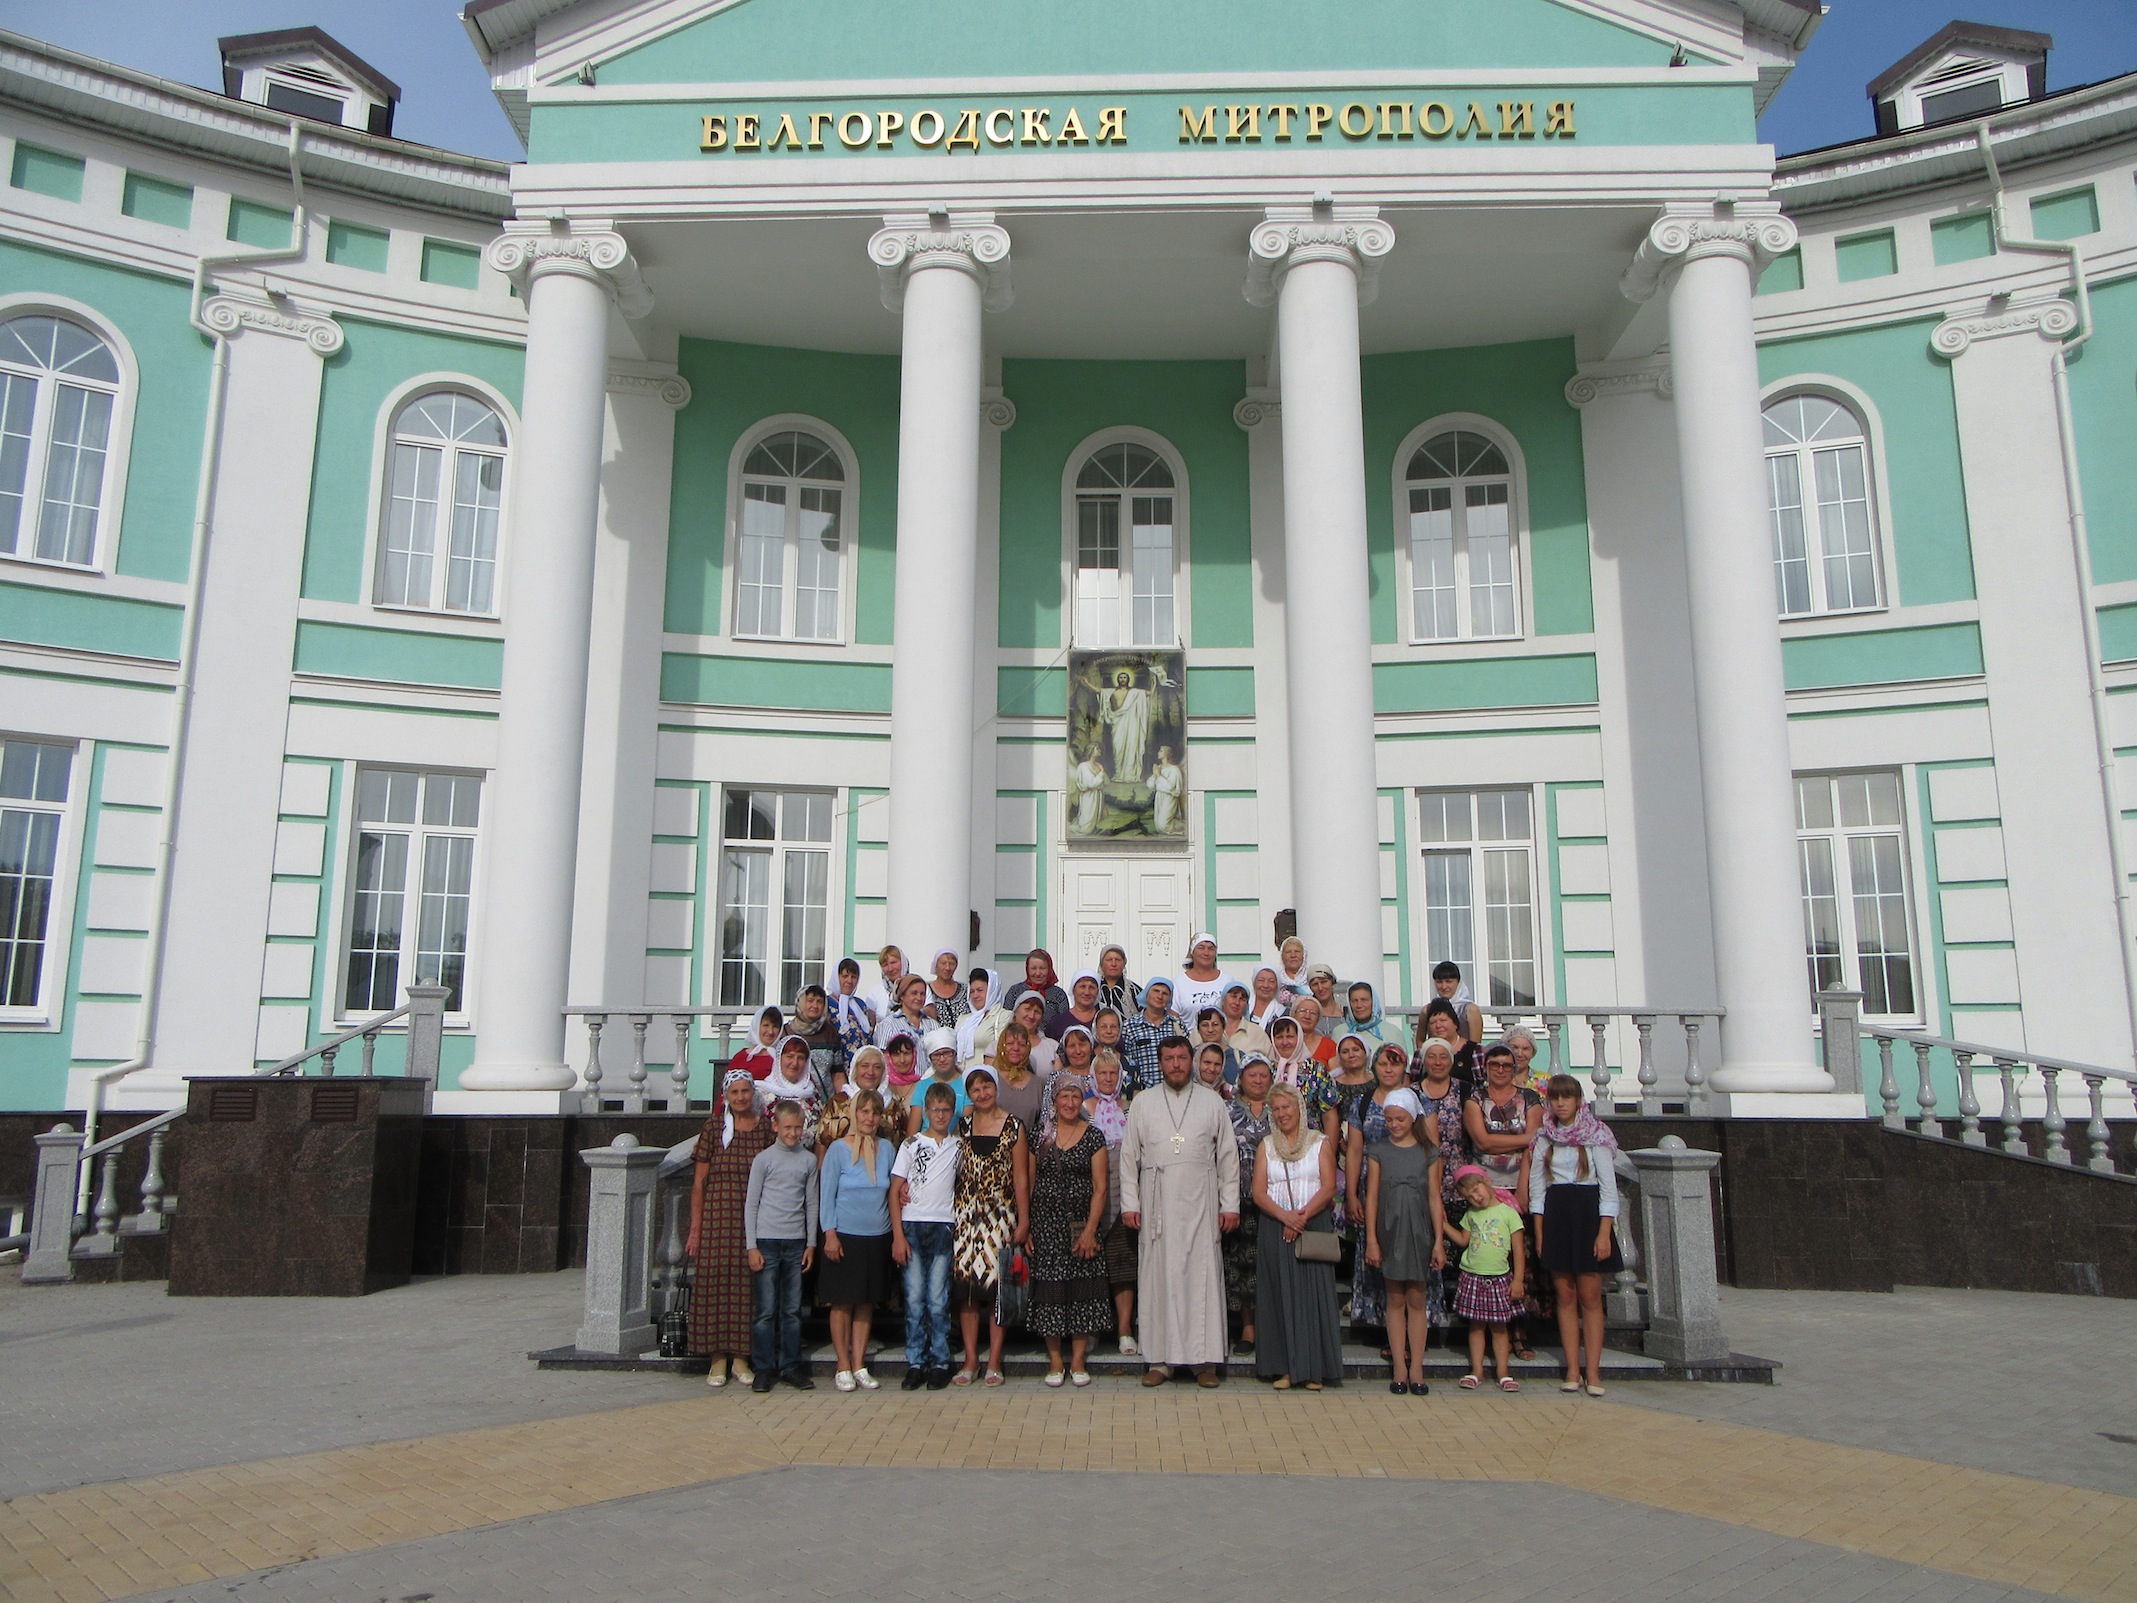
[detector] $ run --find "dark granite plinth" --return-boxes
[167,1077,426,1297]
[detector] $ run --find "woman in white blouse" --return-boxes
[1528,1073,1623,1398]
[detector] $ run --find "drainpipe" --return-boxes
[1971,120,2137,1071]
[76,124,318,1207]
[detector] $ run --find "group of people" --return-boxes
[687,937,1625,1397]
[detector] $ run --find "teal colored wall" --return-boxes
[1360,338,1593,645]
[0,238,208,583]
[1757,318,1975,606]
[300,318,524,603]
[2070,272,2137,586]
[293,620,503,690]
[997,357,1251,649]
[668,339,902,644]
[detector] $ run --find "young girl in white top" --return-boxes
[1529,1073,1622,1397]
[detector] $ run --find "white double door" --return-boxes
[1059,854,1192,980]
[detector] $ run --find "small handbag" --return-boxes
[1276,1139,1342,1262]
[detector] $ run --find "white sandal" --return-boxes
[1070,1370,1092,1387]
[1119,1336,1140,1357]
[1043,1369,1066,1387]
[706,1359,730,1388]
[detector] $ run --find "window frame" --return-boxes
[721,416,860,648]
[0,296,138,580]
[1411,784,1545,1012]
[0,733,83,1028]
[711,785,837,1009]
[1794,768,1925,1027]
[363,380,516,622]
[1390,415,1531,648]
[1059,426,1191,651]
[1759,379,1896,625]
[332,765,485,1028]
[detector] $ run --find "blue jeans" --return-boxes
[751,1237,807,1377]
[901,1220,953,1372]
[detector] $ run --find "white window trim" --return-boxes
[721,414,860,648]
[1390,413,1532,648]
[360,374,519,626]
[1760,375,1897,628]
[1894,59,2027,129]
[0,294,139,581]
[1059,425,1192,650]
[708,784,840,1009]
[0,733,85,1028]
[326,761,487,1031]
[1794,767,1926,1029]
[1408,781,1549,1013]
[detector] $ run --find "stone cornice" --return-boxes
[487,220,652,319]
[1564,361,1674,408]
[1621,203,1798,304]
[868,212,1013,313]
[197,294,344,355]
[1930,297,2080,357]
[605,365,692,407]
[1244,204,1395,308]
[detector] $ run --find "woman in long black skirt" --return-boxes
[1528,1073,1623,1397]
[1252,1083,1344,1390]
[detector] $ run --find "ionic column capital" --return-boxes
[606,362,693,408]
[1244,202,1395,308]
[980,388,1017,429]
[869,211,1013,313]
[198,293,345,356]
[1564,359,1674,408]
[1931,296,2080,357]
[487,219,653,319]
[1621,203,1797,304]
[1233,390,1281,429]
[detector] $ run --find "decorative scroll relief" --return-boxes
[606,368,693,408]
[1931,299,2079,357]
[1620,206,1797,304]
[486,220,653,319]
[1564,362,1673,408]
[1243,208,1396,308]
[198,295,344,356]
[981,390,1017,429]
[868,214,1013,313]
[1233,392,1281,429]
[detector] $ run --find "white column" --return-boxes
[1625,205,1829,1094]
[1246,204,1393,986]
[870,212,1012,964]
[463,221,650,1094]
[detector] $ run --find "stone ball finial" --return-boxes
[1658,1134,1687,1151]
[612,1133,641,1150]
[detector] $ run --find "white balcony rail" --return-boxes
[1386,1004,1725,1113]
[561,1007,759,1114]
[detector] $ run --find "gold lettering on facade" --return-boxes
[1226,104,1262,141]
[839,111,872,147]
[767,113,805,149]
[985,108,1016,145]
[1419,101,1454,137]
[1497,101,1535,137]
[734,112,760,149]
[1021,106,1052,144]
[946,109,983,150]
[1057,107,1089,143]
[877,110,904,145]
[1457,101,1492,137]
[1377,101,1412,138]
[807,112,832,148]
[700,113,727,150]
[910,108,944,145]
[1338,101,1373,138]
[1267,103,1298,139]
[1180,104,1217,143]
[1545,100,1576,136]
[1096,106,1127,143]
[1305,103,1332,139]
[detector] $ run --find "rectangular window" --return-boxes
[1755,247,1803,296]
[0,737,73,1011]
[1073,493,1175,648]
[1931,211,1996,266]
[121,172,193,229]
[326,220,390,273]
[1417,787,1538,1009]
[265,81,348,125]
[226,198,294,249]
[2030,186,2099,242]
[341,769,480,1016]
[1834,230,1898,283]
[1796,772,1917,1020]
[420,239,483,290]
[716,787,832,1007]
[9,144,84,203]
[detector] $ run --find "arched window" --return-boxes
[0,314,122,568]
[734,428,844,641]
[377,391,507,615]
[1763,394,1880,618]
[1072,441,1176,647]
[1403,429,1518,640]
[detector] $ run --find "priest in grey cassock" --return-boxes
[1119,1034,1241,1386]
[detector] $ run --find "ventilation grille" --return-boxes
[310,1084,360,1123]
[208,1085,259,1122]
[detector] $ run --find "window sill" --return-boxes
[728,632,850,650]
[1777,604,1892,631]
[0,551,107,581]
[364,601,503,628]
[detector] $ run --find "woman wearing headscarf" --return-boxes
[759,1034,826,1147]
[1009,993,1059,1074]
[951,1065,1030,1387]
[686,1070,773,1387]
[818,1043,896,1153]
[1415,997,1479,1098]
[1252,1081,1344,1391]
[1221,980,1273,1060]
[1303,964,1342,1028]
[1225,1054,1276,1357]
[1094,943,1143,1017]
[1337,980,1398,1052]
[1274,936,1311,999]
[875,973,934,1050]
[1195,1040,1235,1100]
[1084,1049,1140,1355]
[1267,1015,1340,1145]
[729,1004,782,1081]
[1413,1034,1468,1336]
[831,957,879,1063]
[1174,932,1237,1018]
[1343,1042,1413,1353]
[1044,970,1103,1043]
[1026,1073,1111,1385]
[1530,1074,1623,1397]
[1290,995,1338,1067]
[956,967,1008,1068]
[923,947,969,1028]
[1000,948,1067,1016]
[1247,964,1288,1033]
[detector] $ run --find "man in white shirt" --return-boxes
[1173,933,1236,1018]
[890,1080,961,1389]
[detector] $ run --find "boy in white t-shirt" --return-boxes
[891,1081,962,1390]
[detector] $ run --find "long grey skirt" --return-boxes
[1254,1207,1345,1386]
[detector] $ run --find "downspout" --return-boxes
[76,123,317,1206]
[1971,120,2137,1070]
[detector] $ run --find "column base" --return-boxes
[456,1061,579,1093]
[1708,1063,1835,1095]
[1720,1091,1870,1120]
[431,1088,575,1116]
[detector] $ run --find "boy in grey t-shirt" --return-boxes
[744,1101,820,1391]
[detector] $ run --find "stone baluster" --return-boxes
[2040,1067,2069,1164]
[2081,1075,2114,1173]
[1681,1014,1709,1109]
[628,1015,651,1105]
[21,1124,85,1283]
[138,1125,168,1232]
[319,1042,338,1077]
[656,1181,690,1318]
[1634,1014,1658,1113]
[1878,1036,1902,1127]
[582,1014,606,1111]
[576,1134,664,1356]
[1545,1018,1566,1080]
[1954,1050,1983,1146]
[1996,1059,2026,1154]
[1586,1014,1612,1104]
[80,1153,121,1258]
[1604,1153,1644,1326]
[672,1016,693,1106]
[361,1027,379,1076]
[1627,1137,1730,1365]
[1912,1040,1939,1136]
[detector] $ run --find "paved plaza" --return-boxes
[1,1268,2132,1603]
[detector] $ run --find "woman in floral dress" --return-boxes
[685,1070,773,1386]
[1413,1036,1468,1332]
[1225,1055,1276,1355]
[951,1066,1030,1386]
[1342,1043,1412,1349]
[1027,1075,1111,1384]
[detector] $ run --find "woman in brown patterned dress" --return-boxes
[951,1065,1029,1386]
[686,1070,773,1387]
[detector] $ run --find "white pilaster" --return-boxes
[871,212,1011,964]
[463,220,647,1094]
[1625,204,1828,1093]
[1238,385,1293,919]
[1246,203,1392,986]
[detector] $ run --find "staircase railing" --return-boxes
[1387,1004,1725,1112]
[561,1006,758,1114]
[20,987,447,1284]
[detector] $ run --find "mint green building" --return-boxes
[0,7,2133,1123]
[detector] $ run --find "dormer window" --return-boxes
[1867,23,2048,136]
[219,27,400,137]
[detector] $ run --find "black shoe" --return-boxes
[784,1371,816,1390]
[750,1372,776,1394]
[1231,1337,1254,1355]
[901,1368,926,1391]
[925,1367,952,1390]
[1390,1379,1407,1394]
[1412,1381,1430,1396]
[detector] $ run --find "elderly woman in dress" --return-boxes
[1252,1082,1344,1391]
[1225,1054,1276,1357]
[686,1070,773,1388]
[1085,1049,1140,1356]
[1027,1074,1111,1385]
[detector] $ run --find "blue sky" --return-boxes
[2,0,2133,163]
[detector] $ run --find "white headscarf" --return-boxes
[1384,1088,1424,1122]
[1249,964,1287,1029]
[928,947,962,990]
[719,1068,756,1145]
[834,959,876,1033]
[760,1033,817,1106]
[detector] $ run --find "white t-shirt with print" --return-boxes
[890,1131,962,1224]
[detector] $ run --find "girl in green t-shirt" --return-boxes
[1447,1166,1527,1391]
